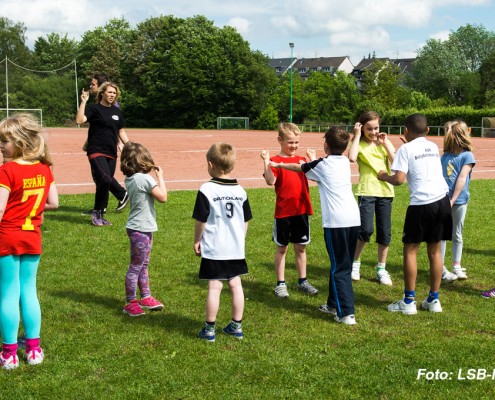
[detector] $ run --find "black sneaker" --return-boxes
[116,192,129,211]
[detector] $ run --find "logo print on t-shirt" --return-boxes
[112,115,119,121]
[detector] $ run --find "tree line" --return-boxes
[1,15,494,128]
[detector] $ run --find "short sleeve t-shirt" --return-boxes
[0,161,54,255]
[355,140,394,198]
[125,173,158,232]
[441,151,475,205]
[302,156,360,229]
[269,155,313,218]
[391,137,448,205]
[85,103,125,158]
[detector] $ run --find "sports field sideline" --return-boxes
[46,127,495,195]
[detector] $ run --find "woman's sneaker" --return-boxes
[334,314,357,325]
[0,353,19,370]
[26,347,44,365]
[139,296,164,310]
[453,266,468,280]
[91,211,104,226]
[123,300,145,317]
[116,192,129,211]
[481,288,495,299]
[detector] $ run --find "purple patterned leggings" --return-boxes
[125,229,153,302]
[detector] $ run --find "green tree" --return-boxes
[33,33,78,70]
[0,17,31,63]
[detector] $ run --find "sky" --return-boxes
[1,0,495,65]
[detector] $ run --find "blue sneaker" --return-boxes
[222,321,243,339]
[198,324,216,342]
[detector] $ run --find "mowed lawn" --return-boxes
[1,181,494,399]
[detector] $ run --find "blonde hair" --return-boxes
[278,122,301,140]
[120,142,157,177]
[97,82,121,104]
[206,142,235,174]
[0,113,52,166]
[443,120,473,154]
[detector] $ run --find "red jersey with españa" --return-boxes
[0,161,54,255]
[269,155,313,218]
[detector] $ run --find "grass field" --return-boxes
[1,181,494,399]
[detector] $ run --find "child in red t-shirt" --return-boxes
[261,123,317,298]
[0,114,59,370]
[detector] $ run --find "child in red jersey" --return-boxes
[261,123,317,298]
[0,114,59,370]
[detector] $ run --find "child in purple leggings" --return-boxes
[120,142,167,317]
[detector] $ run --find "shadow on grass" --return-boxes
[463,247,495,258]
[49,289,200,338]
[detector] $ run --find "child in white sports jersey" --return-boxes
[120,142,167,317]
[193,143,252,341]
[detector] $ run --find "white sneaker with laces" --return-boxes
[274,283,289,298]
[351,262,360,281]
[376,268,392,286]
[421,298,442,313]
[26,347,44,365]
[388,299,417,315]
[0,353,19,370]
[334,314,357,325]
[442,266,458,282]
[297,280,318,295]
[453,266,467,280]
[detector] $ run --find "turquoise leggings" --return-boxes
[0,255,41,345]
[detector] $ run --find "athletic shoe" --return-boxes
[123,300,145,317]
[26,347,44,365]
[334,314,357,325]
[297,280,318,295]
[198,325,216,342]
[116,192,129,211]
[376,268,392,286]
[442,267,458,282]
[421,298,442,313]
[274,283,289,298]
[318,304,337,316]
[481,288,495,299]
[222,322,244,339]
[139,296,164,311]
[351,262,360,281]
[91,210,104,226]
[100,216,112,226]
[453,266,468,280]
[0,353,19,370]
[387,299,417,315]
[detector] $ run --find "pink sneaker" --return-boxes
[26,347,44,365]
[0,353,19,370]
[123,300,145,317]
[139,296,164,311]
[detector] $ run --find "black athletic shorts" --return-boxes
[273,214,310,246]
[199,258,248,280]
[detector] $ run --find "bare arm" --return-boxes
[118,129,129,145]
[377,170,406,186]
[348,122,362,162]
[75,89,89,124]
[193,220,206,256]
[151,166,168,203]
[0,187,8,222]
[43,183,59,211]
[378,133,396,162]
[449,164,473,206]
[260,149,276,186]
[270,161,303,172]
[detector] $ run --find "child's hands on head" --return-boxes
[377,132,388,145]
[154,166,164,177]
[353,122,362,137]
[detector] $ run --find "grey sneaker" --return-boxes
[298,280,318,295]
[319,304,337,316]
[388,299,417,315]
[421,298,442,313]
[442,267,458,282]
[274,283,289,298]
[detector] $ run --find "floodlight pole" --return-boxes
[5,56,9,117]
[289,43,294,123]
